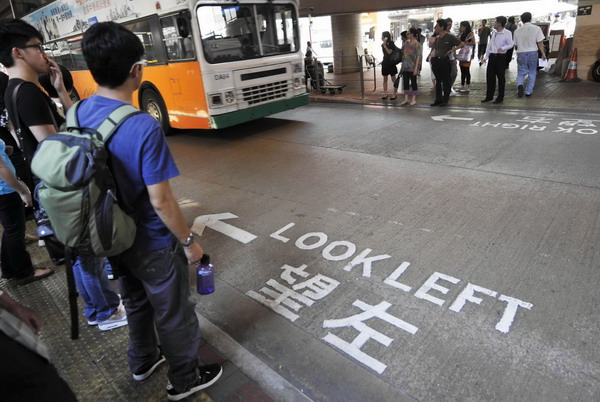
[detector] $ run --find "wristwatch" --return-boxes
[181,232,194,247]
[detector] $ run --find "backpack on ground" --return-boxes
[31,101,140,258]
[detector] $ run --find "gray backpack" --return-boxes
[31,101,140,257]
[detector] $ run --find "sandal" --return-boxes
[409,101,417,106]
[390,96,397,100]
[400,101,409,106]
[15,267,55,286]
[381,95,388,100]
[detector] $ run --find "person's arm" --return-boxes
[0,157,32,206]
[147,180,203,264]
[414,43,422,74]
[537,41,547,60]
[48,58,73,112]
[447,38,465,56]
[29,124,56,142]
[0,291,41,334]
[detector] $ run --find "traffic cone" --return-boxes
[561,48,581,82]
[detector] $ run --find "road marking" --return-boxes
[191,213,257,244]
[431,115,475,122]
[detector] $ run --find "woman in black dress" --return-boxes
[381,31,399,100]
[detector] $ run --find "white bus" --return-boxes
[22,0,308,130]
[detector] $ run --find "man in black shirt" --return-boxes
[430,19,464,107]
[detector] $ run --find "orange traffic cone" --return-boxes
[561,48,581,82]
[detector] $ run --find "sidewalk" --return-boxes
[0,221,282,402]
[309,59,599,113]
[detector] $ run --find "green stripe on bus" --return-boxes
[210,94,309,129]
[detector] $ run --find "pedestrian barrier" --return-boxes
[560,48,581,82]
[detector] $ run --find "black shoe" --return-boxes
[492,99,503,104]
[133,355,166,381]
[15,267,55,286]
[481,98,493,103]
[430,101,443,106]
[438,102,448,107]
[166,364,223,401]
[517,85,524,98]
[525,93,532,97]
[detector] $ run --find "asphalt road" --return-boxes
[168,103,600,401]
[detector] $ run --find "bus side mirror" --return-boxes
[177,17,189,38]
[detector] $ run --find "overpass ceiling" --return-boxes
[300,0,526,17]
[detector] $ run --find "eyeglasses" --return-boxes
[19,43,45,53]
[129,59,148,74]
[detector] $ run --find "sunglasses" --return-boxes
[129,59,148,74]
[19,43,45,53]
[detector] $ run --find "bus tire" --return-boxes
[142,89,171,134]
[592,60,600,83]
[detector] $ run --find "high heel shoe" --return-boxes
[381,95,388,99]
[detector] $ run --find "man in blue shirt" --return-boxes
[80,22,222,400]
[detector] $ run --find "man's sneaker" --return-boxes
[166,364,223,401]
[133,355,166,381]
[517,84,524,98]
[87,318,98,326]
[98,308,128,331]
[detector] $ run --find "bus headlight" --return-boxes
[225,91,235,104]
[293,77,302,88]
[293,62,303,73]
[210,93,223,107]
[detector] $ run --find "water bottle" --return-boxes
[196,254,215,295]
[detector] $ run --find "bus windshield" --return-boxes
[197,3,298,64]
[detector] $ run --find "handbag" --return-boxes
[390,46,403,65]
[456,45,474,62]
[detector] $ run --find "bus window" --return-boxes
[198,5,259,63]
[197,4,297,64]
[67,37,87,71]
[123,17,167,65]
[255,4,297,55]
[160,14,195,60]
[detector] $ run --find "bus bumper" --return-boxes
[210,94,309,129]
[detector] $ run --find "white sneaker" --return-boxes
[98,308,128,331]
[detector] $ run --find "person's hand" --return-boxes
[12,303,42,334]
[17,181,32,207]
[48,58,66,94]
[183,242,203,265]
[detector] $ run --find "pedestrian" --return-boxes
[0,290,77,400]
[427,32,438,87]
[478,19,491,62]
[446,18,459,92]
[0,134,54,285]
[399,28,421,106]
[458,21,476,93]
[0,19,126,330]
[416,28,425,75]
[481,16,514,104]
[505,17,517,68]
[80,22,222,400]
[363,48,375,70]
[513,12,547,98]
[380,31,398,100]
[0,48,54,286]
[430,19,464,107]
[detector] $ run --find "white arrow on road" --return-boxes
[191,213,257,244]
[431,115,475,122]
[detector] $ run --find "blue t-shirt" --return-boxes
[77,95,179,251]
[0,140,16,196]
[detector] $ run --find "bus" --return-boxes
[22,0,308,131]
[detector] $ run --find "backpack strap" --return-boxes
[96,104,143,144]
[66,100,83,130]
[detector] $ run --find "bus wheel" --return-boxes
[142,89,171,134]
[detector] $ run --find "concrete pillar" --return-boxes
[331,14,362,74]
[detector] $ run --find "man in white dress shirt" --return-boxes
[480,16,514,104]
[513,12,547,98]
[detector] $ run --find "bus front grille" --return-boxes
[241,81,288,105]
